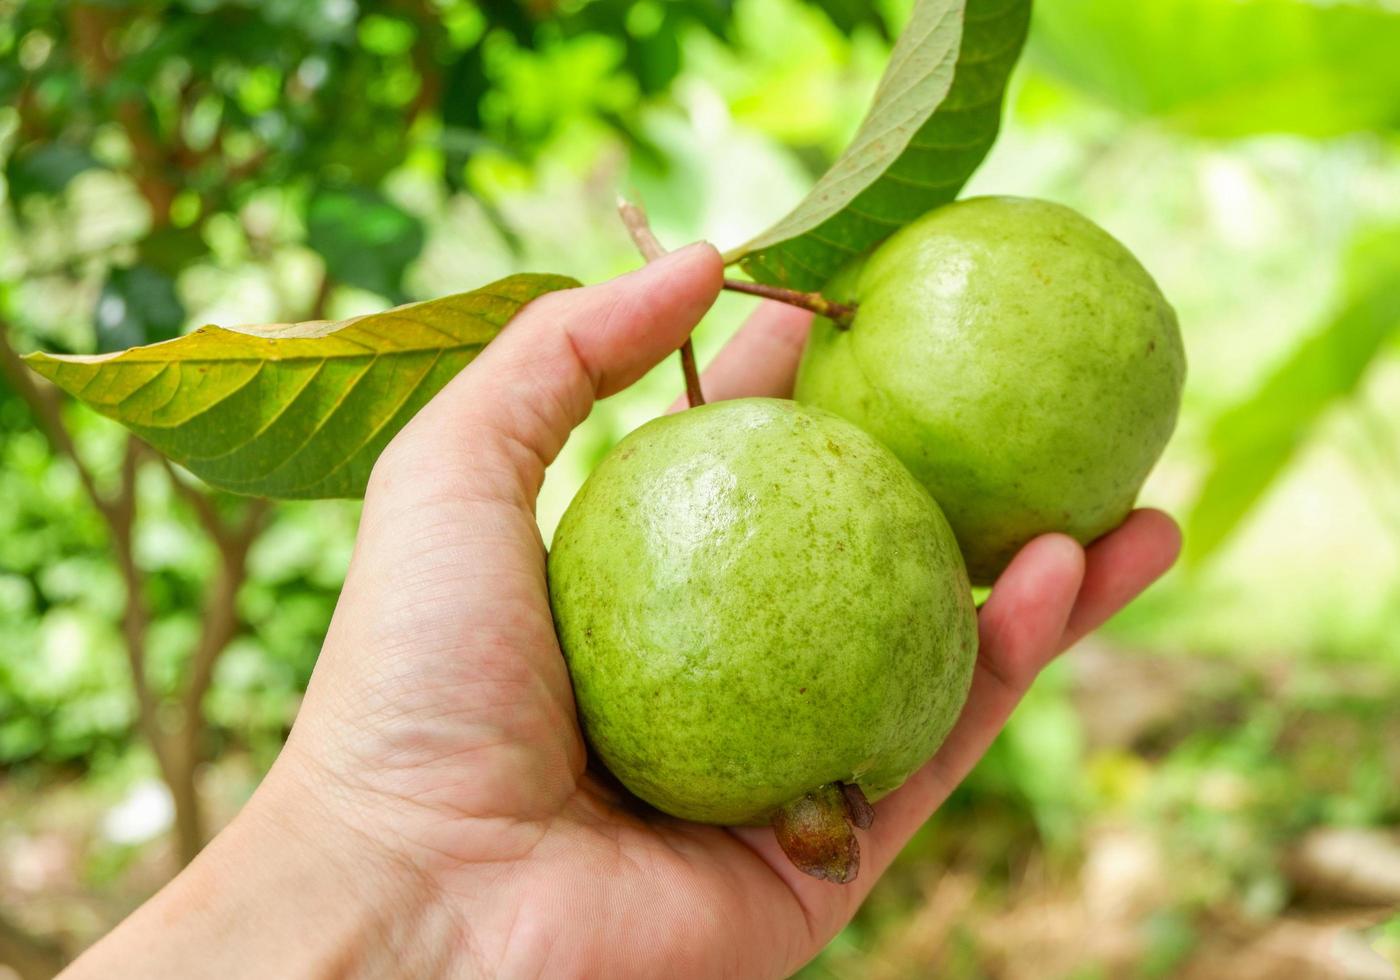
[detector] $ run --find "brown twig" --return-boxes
[179,493,269,731]
[309,270,336,321]
[677,343,705,410]
[0,329,114,524]
[0,911,68,980]
[1,327,173,779]
[617,197,706,408]
[26,9,273,871]
[68,6,178,224]
[721,278,857,329]
[18,387,171,844]
[156,458,271,862]
[618,197,667,262]
[404,2,446,126]
[3,321,272,866]
[159,455,222,537]
[109,440,167,771]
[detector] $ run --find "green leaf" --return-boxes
[724,0,1032,290]
[95,265,185,354]
[1031,0,1400,138]
[1185,228,1400,566]
[306,187,427,302]
[24,274,578,500]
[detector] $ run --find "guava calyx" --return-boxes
[771,781,876,884]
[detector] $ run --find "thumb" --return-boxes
[375,242,724,504]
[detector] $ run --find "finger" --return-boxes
[1062,508,1181,647]
[756,534,1085,926]
[860,534,1085,870]
[322,246,722,792]
[383,243,724,500]
[668,301,813,411]
[857,514,1179,887]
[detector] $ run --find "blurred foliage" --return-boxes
[0,396,357,768]
[1031,0,1400,138]
[0,0,906,806]
[2,0,1400,975]
[1185,223,1400,565]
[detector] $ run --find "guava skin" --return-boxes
[547,398,977,827]
[795,196,1186,584]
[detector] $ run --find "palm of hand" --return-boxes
[298,413,838,977]
[279,246,1179,978]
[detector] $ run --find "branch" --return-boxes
[159,456,223,537]
[0,911,68,980]
[720,278,857,329]
[0,322,174,780]
[309,270,336,321]
[180,496,269,727]
[109,439,170,777]
[617,197,705,408]
[0,325,114,524]
[405,3,446,126]
[618,198,667,262]
[68,5,176,224]
[155,457,271,726]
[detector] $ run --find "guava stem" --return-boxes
[617,196,706,408]
[678,340,705,409]
[618,196,667,263]
[771,781,872,884]
[841,782,875,830]
[721,279,857,331]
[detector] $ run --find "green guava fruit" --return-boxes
[547,398,977,882]
[795,196,1186,584]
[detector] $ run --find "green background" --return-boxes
[1,0,1398,975]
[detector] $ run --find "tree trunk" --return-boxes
[164,736,206,866]
[0,913,68,980]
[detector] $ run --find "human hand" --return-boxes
[67,243,1180,979]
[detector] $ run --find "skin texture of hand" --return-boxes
[65,243,1181,980]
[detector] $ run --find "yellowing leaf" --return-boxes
[25,273,577,499]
